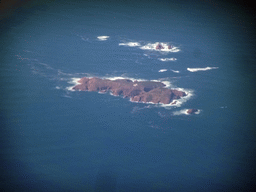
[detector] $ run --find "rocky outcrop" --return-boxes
[156,43,164,50]
[186,109,198,114]
[72,77,187,105]
[171,101,177,105]
[168,45,173,49]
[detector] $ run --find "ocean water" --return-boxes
[1,0,255,191]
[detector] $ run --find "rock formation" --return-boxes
[171,101,177,105]
[72,77,187,105]
[168,45,173,49]
[156,43,164,50]
[186,109,198,114]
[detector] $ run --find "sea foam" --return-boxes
[158,69,167,72]
[104,76,146,82]
[66,78,82,91]
[159,88,194,108]
[119,42,141,47]
[97,36,109,41]
[171,69,180,73]
[140,42,180,52]
[187,67,218,72]
[159,58,177,61]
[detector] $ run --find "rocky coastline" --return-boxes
[72,77,187,105]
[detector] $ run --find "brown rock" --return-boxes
[171,101,177,105]
[156,43,164,50]
[186,109,198,114]
[73,77,187,105]
[168,45,173,49]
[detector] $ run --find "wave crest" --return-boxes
[187,67,218,72]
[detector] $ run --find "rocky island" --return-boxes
[156,43,164,50]
[186,109,198,114]
[72,77,187,105]
[155,43,173,50]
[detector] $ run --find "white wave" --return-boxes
[194,110,201,114]
[161,81,171,88]
[98,91,107,94]
[97,36,109,41]
[159,88,194,109]
[150,80,170,88]
[129,98,157,105]
[66,78,82,91]
[159,58,177,61]
[55,86,61,89]
[158,69,167,72]
[171,69,180,73]
[173,109,201,116]
[119,42,141,47]
[173,109,189,115]
[140,42,180,52]
[104,76,146,82]
[66,87,75,91]
[187,67,218,72]
[109,92,119,97]
[70,78,82,85]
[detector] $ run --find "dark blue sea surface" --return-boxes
[1,0,255,191]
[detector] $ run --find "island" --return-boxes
[72,77,187,105]
[186,109,198,114]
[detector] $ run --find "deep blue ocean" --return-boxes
[1,0,256,191]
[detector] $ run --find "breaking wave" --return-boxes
[171,69,180,73]
[187,67,218,72]
[172,109,201,116]
[97,36,109,41]
[66,78,82,91]
[140,42,180,52]
[119,42,141,47]
[104,76,146,82]
[159,88,194,109]
[158,69,167,72]
[158,58,177,61]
